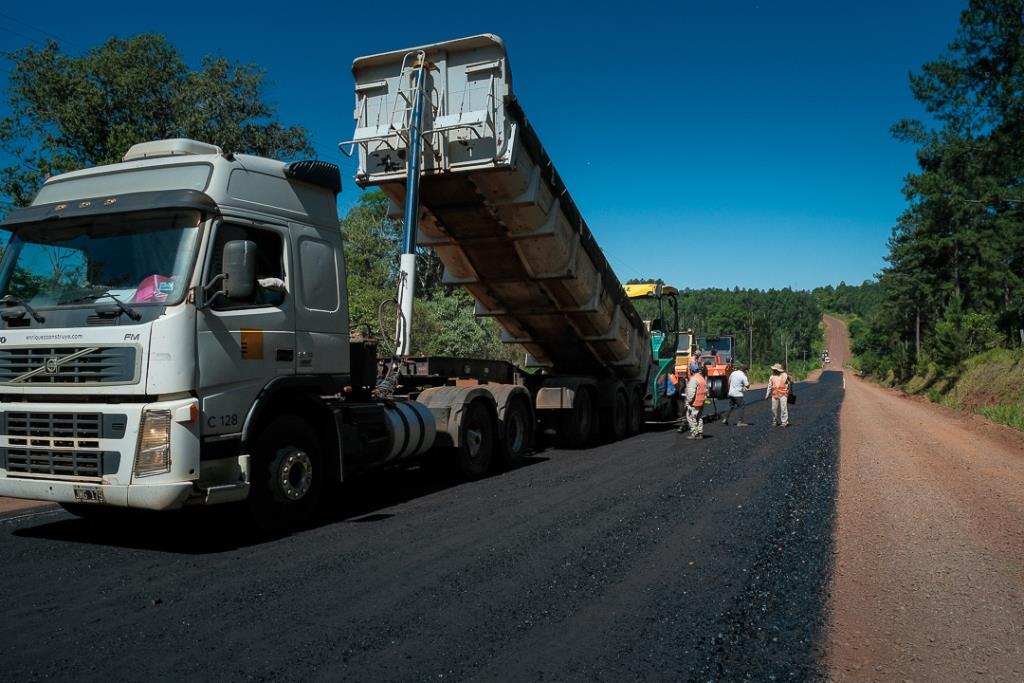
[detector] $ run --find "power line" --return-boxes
[0,24,47,49]
[0,12,87,51]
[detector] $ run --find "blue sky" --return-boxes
[0,1,967,290]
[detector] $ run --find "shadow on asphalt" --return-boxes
[13,455,550,554]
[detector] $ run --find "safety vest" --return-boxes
[770,373,790,398]
[691,374,707,408]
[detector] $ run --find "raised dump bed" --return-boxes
[348,34,652,382]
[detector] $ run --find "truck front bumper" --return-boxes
[0,397,201,511]
[0,478,193,510]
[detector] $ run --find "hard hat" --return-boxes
[689,361,700,373]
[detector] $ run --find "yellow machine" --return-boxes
[624,283,680,420]
[674,329,697,381]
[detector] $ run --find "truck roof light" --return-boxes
[122,139,222,162]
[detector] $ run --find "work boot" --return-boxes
[722,420,729,426]
[694,433,704,439]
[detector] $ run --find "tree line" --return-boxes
[854,0,1024,380]
[627,280,824,368]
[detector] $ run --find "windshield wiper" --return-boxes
[1,294,46,323]
[65,292,142,321]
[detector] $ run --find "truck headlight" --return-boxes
[135,409,171,476]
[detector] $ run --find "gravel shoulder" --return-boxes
[0,497,53,517]
[824,315,1024,681]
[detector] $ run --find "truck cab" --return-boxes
[0,139,351,515]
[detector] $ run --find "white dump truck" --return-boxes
[0,35,679,527]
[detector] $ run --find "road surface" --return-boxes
[1,377,843,680]
[824,315,1024,681]
[1,320,1021,681]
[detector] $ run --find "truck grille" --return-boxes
[2,411,127,439]
[3,448,110,479]
[7,411,102,439]
[0,411,127,480]
[0,347,136,384]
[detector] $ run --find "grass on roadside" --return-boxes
[904,347,1024,433]
[978,404,1024,431]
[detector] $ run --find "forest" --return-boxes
[851,0,1024,381]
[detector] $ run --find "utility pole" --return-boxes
[748,311,754,370]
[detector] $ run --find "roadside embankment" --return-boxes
[832,309,1024,433]
[883,348,1024,432]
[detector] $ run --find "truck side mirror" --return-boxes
[223,240,257,300]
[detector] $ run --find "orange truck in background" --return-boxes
[696,335,736,399]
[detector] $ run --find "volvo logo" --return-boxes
[44,357,60,374]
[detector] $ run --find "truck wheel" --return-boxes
[451,400,494,480]
[248,415,323,532]
[603,390,628,442]
[626,390,643,436]
[557,386,594,447]
[709,376,727,400]
[496,395,532,469]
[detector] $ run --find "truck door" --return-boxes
[289,223,349,376]
[196,221,295,437]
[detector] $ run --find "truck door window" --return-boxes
[298,237,339,312]
[210,224,285,309]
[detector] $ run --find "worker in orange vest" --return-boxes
[765,363,791,427]
[683,361,707,439]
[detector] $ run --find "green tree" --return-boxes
[871,0,1024,379]
[1,34,313,206]
[338,191,519,362]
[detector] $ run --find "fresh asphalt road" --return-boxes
[0,373,843,682]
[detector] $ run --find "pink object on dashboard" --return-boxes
[133,275,175,303]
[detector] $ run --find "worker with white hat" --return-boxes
[765,363,791,427]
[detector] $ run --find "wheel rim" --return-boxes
[465,423,485,458]
[275,447,313,501]
[507,407,526,453]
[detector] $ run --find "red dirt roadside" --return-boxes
[825,314,1024,681]
[0,496,53,517]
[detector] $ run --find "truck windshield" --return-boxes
[700,337,733,357]
[0,209,202,309]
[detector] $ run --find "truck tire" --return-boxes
[708,376,728,400]
[626,390,643,436]
[602,389,628,442]
[556,386,595,448]
[248,415,323,533]
[450,400,494,480]
[495,395,532,469]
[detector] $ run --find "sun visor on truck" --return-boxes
[2,189,219,227]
